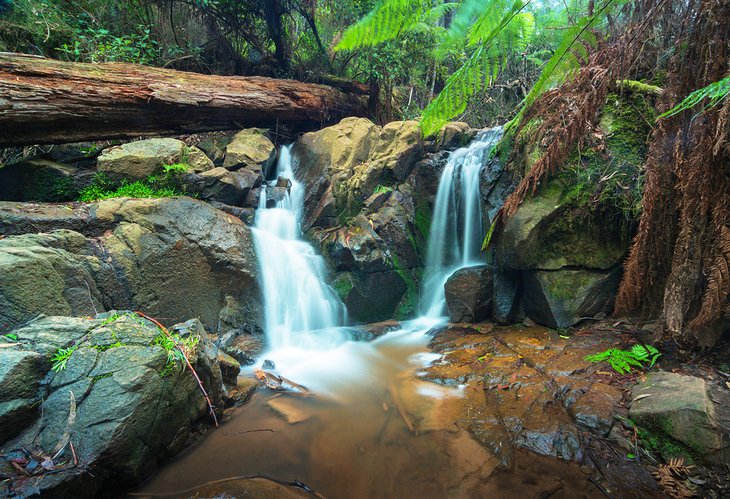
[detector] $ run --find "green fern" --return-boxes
[335,0,430,51]
[585,344,661,374]
[658,75,730,119]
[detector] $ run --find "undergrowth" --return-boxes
[77,169,184,202]
[585,344,661,374]
[152,332,199,377]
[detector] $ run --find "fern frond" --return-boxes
[335,0,430,51]
[421,46,486,136]
[586,344,662,374]
[658,75,730,119]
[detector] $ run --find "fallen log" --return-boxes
[0,52,368,147]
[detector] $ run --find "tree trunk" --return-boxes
[0,53,367,147]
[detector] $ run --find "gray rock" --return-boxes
[1,313,226,497]
[223,129,276,174]
[492,267,522,325]
[0,198,263,334]
[194,167,262,206]
[97,138,186,180]
[186,145,215,172]
[444,266,493,323]
[496,179,628,271]
[522,268,621,328]
[630,371,730,464]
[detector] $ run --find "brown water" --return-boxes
[130,329,602,499]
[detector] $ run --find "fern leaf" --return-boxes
[658,75,730,119]
[335,0,429,51]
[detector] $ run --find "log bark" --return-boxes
[0,53,368,147]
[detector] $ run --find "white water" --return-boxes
[251,146,347,352]
[421,127,503,318]
[251,131,500,397]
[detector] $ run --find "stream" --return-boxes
[131,132,603,498]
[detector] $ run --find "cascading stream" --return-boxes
[421,126,503,318]
[250,130,500,395]
[251,146,346,352]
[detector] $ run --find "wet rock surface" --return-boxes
[0,197,263,335]
[445,265,493,323]
[0,313,229,498]
[423,324,628,463]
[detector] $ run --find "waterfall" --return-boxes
[421,126,503,318]
[251,146,346,351]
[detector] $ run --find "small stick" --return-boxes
[135,312,218,428]
[70,442,78,467]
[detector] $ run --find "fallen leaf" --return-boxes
[632,394,653,403]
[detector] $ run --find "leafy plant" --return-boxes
[51,346,76,373]
[2,333,18,342]
[585,344,661,374]
[373,184,393,194]
[152,332,200,377]
[658,75,730,119]
[78,179,180,202]
[163,162,190,174]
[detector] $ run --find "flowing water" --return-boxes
[132,133,600,498]
[421,127,503,318]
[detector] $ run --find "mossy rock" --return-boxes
[0,159,86,202]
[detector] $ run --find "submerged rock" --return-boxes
[444,265,493,323]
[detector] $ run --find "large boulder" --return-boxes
[223,128,276,175]
[444,266,493,323]
[630,371,730,464]
[0,197,263,335]
[497,180,628,271]
[522,268,620,328]
[0,314,226,497]
[97,138,186,180]
[292,118,423,230]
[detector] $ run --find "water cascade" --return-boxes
[251,146,347,352]
[421,126,503,318]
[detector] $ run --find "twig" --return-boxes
[70,442,78,467]
[135,312,218,428]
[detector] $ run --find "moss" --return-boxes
[332,273,355,301]
[391,254,420,320]
[553,91,654,224]
[637,426,694,463]
[90,372,113,383]
[414,198,431,241]
[26,169,77,202]
[543,271,597,301]
[616,80,663,96]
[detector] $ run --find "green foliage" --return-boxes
[50,346,76,373]
[658,75,730,119]
[373,184,393,194]
[152,331,199,377]
[77,171,182,202]
[585,344,661,374]
[163,162,190,174]
[56,24,161,65]
[2,333,18,342]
